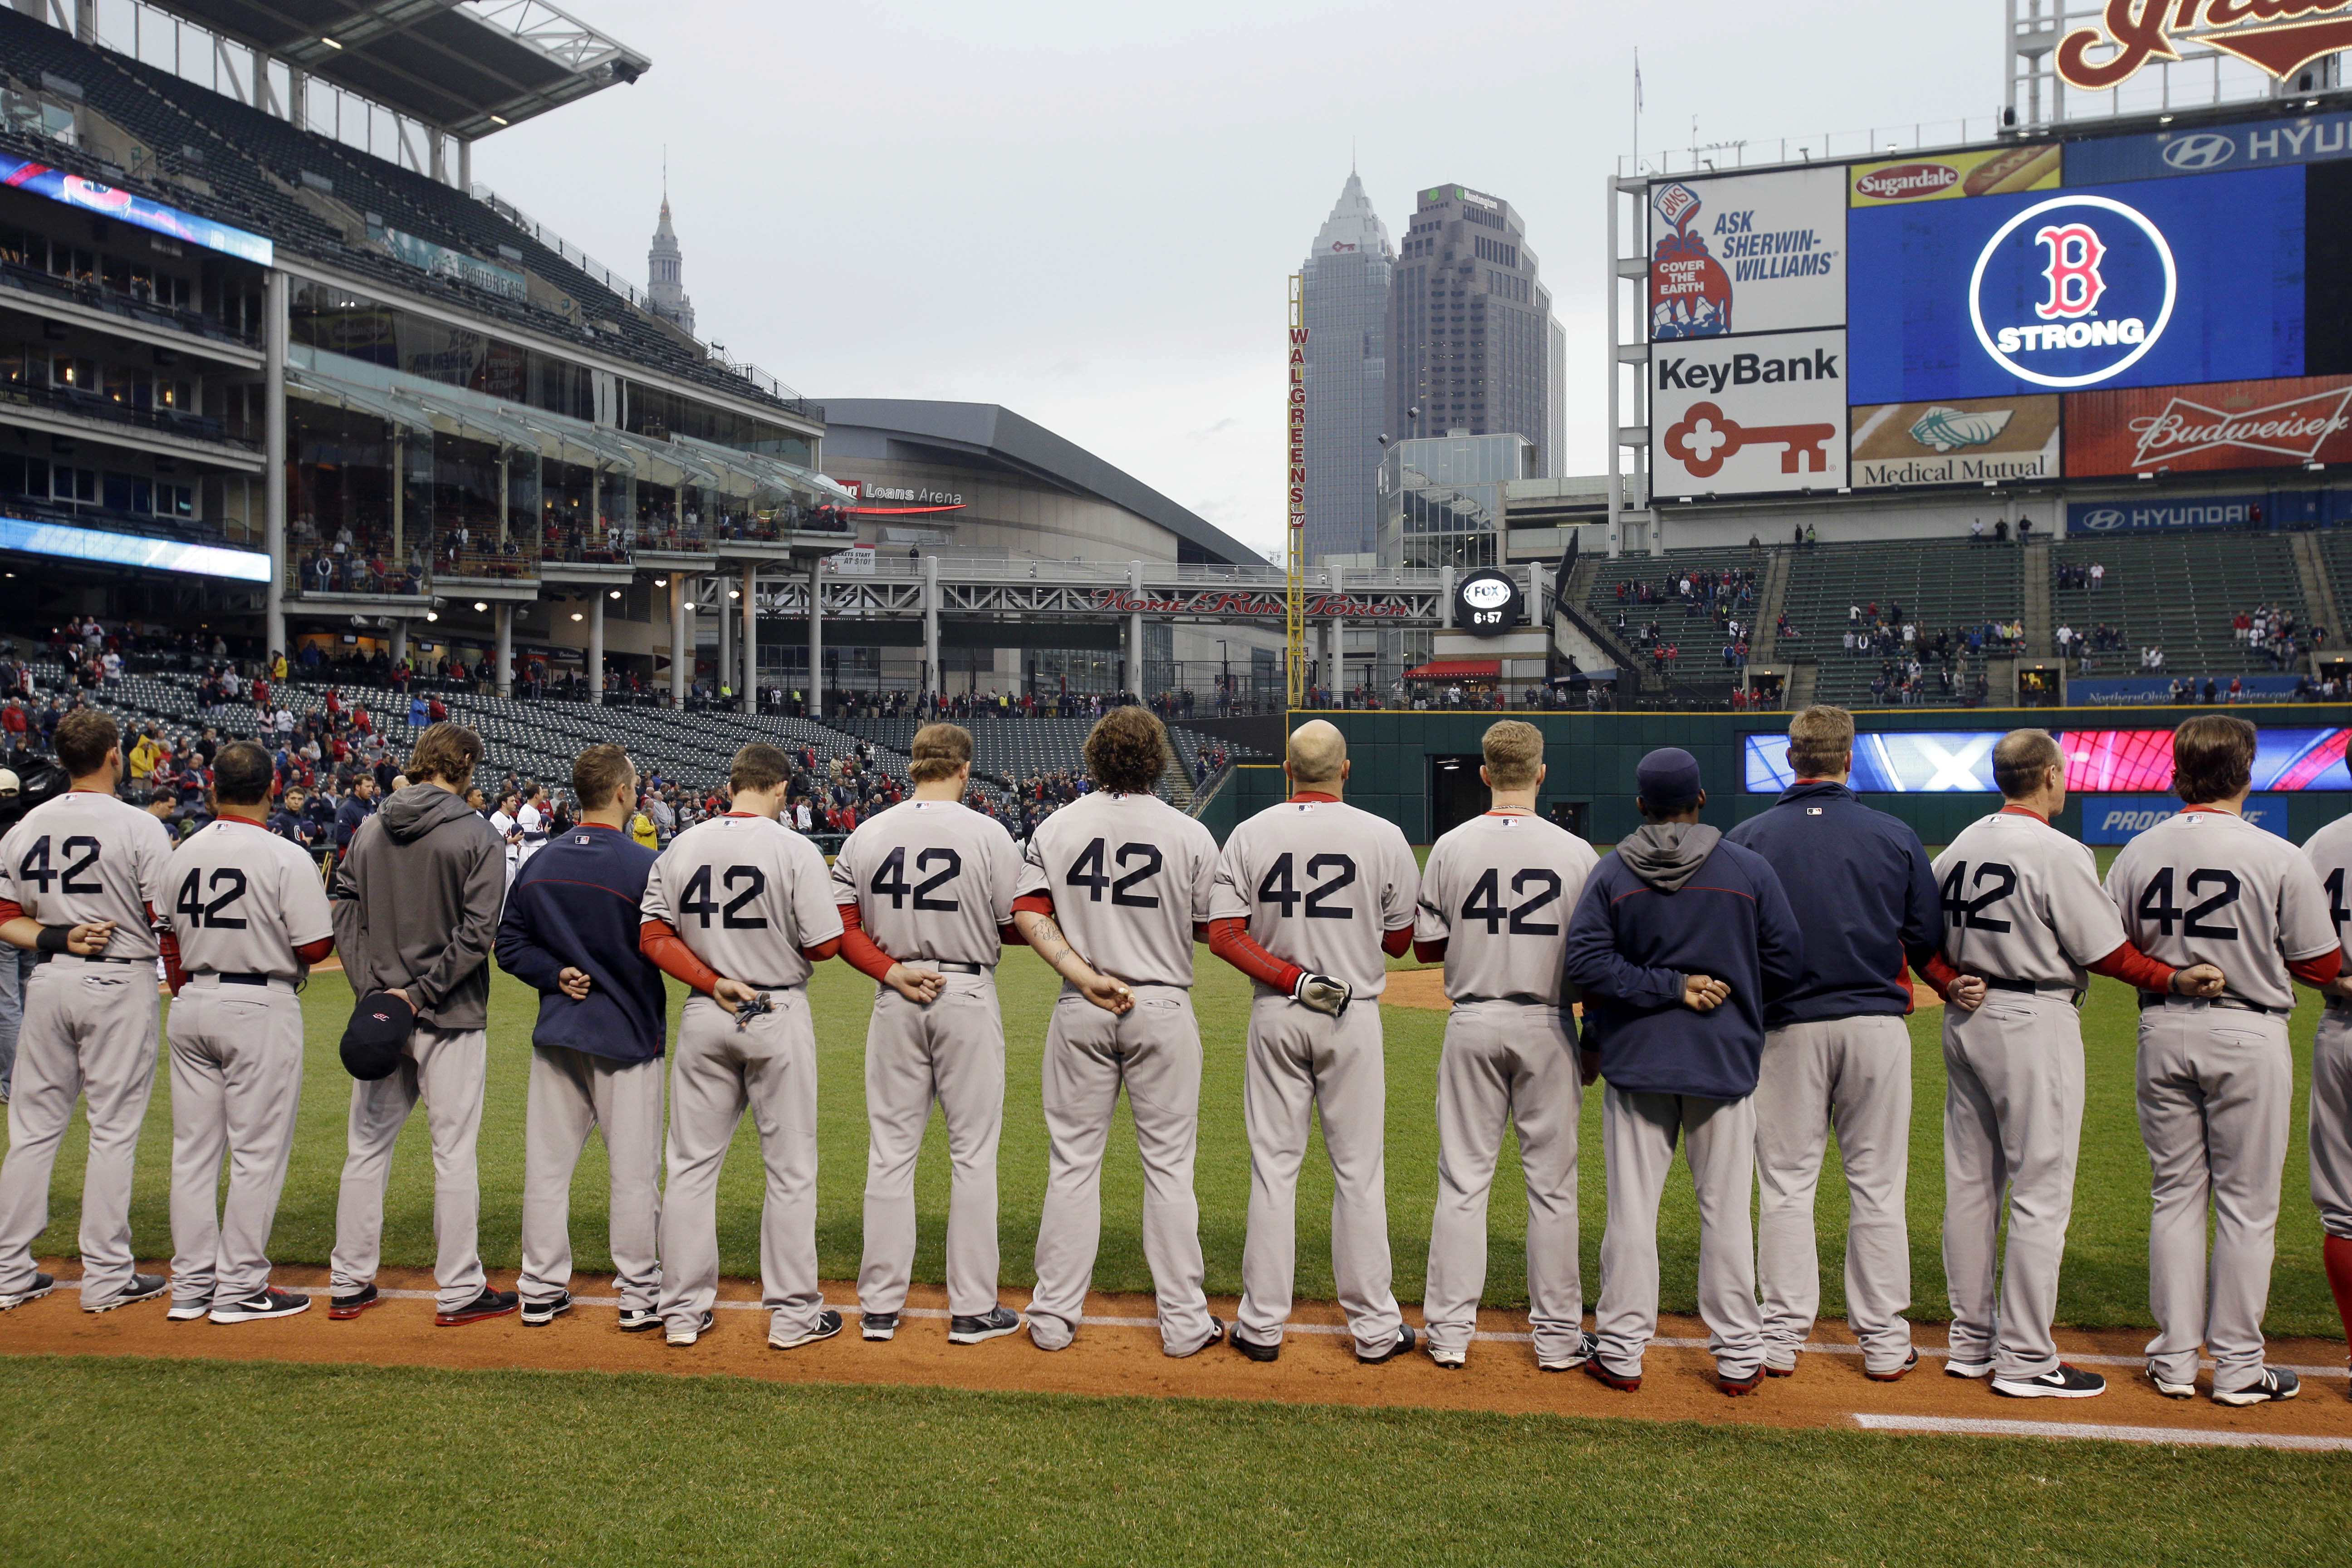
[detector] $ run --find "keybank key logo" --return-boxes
[1970,196,2176,389]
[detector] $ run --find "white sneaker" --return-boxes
[1943,1356,1994,1379]
[2147,1361,2196,1399]
[1426,1342,1465,1370]
[2213,1367,2299,1406]
[167,1300,211,1323]
[666,1309,714,1347]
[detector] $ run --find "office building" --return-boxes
[647,193,696,337]
[1299,171,1391,563]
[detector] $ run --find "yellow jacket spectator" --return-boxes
[628,810,657,850]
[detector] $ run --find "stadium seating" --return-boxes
[1778,538,2027,708]
[2050,532,2308,678]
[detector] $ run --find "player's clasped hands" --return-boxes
[1945,975,1989,1012]
[64,919,115,955]
[884,963,946,1006]
[1680,973,1731,1013]
[2171,962,2226,1000]
[1075,971,1134,1015]
[556,966,593,1001]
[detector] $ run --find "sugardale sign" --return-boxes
[2058,1,2352,92]
[1090,588,1415,620]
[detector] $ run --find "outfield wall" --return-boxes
[1224,706,2352,848]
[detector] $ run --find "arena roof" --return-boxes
[817,399,1259,568]
[142,0,647,138]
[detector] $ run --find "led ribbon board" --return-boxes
[0,515,271,582]
[0,155,273,267]
[1743,727,2352,793]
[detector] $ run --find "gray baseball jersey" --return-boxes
[1016,791,1218,987]
[2107,808,2338,1011]
[1929,810,2124,986]
[0,789,176,960]
[1413,813,1598,1005]
[832,799,1020,967]
[642,813,842,985]
[164,818,334,979]
[1210,798,1418,998]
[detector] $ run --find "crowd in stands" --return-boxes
[2234,605,2318,669]
[2056,561,2109,590]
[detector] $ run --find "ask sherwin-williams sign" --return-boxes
[1648,165,1846,341]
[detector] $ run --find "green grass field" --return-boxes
[0,890,2344,1336]
[3,1357,2344,1568]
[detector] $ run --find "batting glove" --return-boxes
[1292,971,1352,1019]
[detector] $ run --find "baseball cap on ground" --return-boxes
[340,990,413,1080]
[1636,747,1704,810]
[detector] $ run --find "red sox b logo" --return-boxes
[2034,222,2107,320]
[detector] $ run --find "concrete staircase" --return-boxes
[2022,540,2053,662]
[1161,752,1196,811]
[1747,548,1793,663]
[1784,660,1819,708]
[2290,531,2344,650]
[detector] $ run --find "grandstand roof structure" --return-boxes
[139,0,648,137]
[818,399,1259,568]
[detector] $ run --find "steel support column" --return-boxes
[263,270,288,661]
[588,590,605,706]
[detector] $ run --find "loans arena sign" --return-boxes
[2058,1,2352,92]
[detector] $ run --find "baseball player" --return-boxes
[497,744,668,1332]
[1209,719,1420,1364]
[1724,706,1954,1382]
[1010,706,1222,1357]
[2300,767,2352,1393]
[515,784,550,872]
[490,790,522,887]
[1412,720,1598,1371]
[639,742,845,1349]
[832,723,1025,1345]
[1932,729,2218,1400]
[2107,715,2334,1406]
[0,710,176,1313]
[161,740,334,1323]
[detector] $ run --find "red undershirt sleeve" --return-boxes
[1013,893,1054,919]
[639,918,721,997]
[2290,948,2342,989]
[1912,951,1963,1000]
[802,936,843,964]
[294,936,334,966]
[0,900,21,925]
[1414,938,1449,965]
[1382,925,1413,960]
[2086,938,2176,994]
[1208,916,1303,995]
[835,902,900,984]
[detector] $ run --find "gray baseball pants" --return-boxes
[0,956,161,1304]
[657,990,824,1340]
[2136,1001,2292,1396]
[1753,1014,1914,1374]
[330,1024,490,1315]
[1027,985,1213,1355]
[2315,1007,2352,1241]
[167,978,305,1308]
[859,974,1005,1320]
[1593,1085,1763,1380]
[518,1046,664,1315]
[1941,992,2084,1382]
[1421,1000,1584,1365]
[1236,991,1403,1359]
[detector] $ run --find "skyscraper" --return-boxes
[647,192,695,337]
[1387,183,1563,479]
[1299,172,1392,563]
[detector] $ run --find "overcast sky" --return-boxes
[474,1,2016,559]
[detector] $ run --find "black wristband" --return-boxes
[35,923,70,954]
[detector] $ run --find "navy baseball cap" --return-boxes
[339,990,413,1080]
[1635,747,1704,810]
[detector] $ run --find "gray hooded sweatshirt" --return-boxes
[1613,822,1722,894]
[331,782,505,1030]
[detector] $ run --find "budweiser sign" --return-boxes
[2127,385,2352,467]
[2059,1,2352,92]
[2063,375,2352,477]
[1089,588,1413,620]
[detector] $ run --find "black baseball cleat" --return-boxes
[1992,1362,2107,1399]
[328,1284,381,1320]
[2213,1367,2300,1406]
[948,1306,1022,1345]
[617,1307,661,1334]
[210,1288,311,1324]
[1865,1348,1922,1383]
[0,1272,55,1311]
[862,1310,900,1342]
[1583,1357,1642,1393]
[1719,1366,1765,1396]
[520,1291,573,1328]
[1764,1360,1798,1379]
[435,1287,519,1328]
[1232,1330,1280,1363]
[667,1310,716,1347]
[1170,1316,1225,1358]
[86,1273,169,1313]
[771,1308,845,1351]
[2147,1361,2196,1399]
[1358,1326,1416,1366]
[1539,1330,1601,1373]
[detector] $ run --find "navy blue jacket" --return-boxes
[332,794,373,851]
[1724,780,1940,1029]
[1564,833,1804,1100]
[495,822,667,1063]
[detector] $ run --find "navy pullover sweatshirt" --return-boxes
[1724,779,1941,1029]
[1564,823,1805,1100]
[495,822,667,1063]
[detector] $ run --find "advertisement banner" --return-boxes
[2068,113,2352,185]
[1744,728,2352,794]
[2082,794,2288,844]
[1651,329,1847,498]
[2063,374,2352,478]
[0,515,270,582]
[2065,494,2268,533]
[0,153,273,266]
[1849,144,2062,206]
[2069,674,2305,706]
[1848,395,2060,487]
[376,225,526,303]
[1846,169,2307,404]
[1647,166,1846,340]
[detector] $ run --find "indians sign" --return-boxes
[1090,589,1414,620]
[2058,1,2352,92]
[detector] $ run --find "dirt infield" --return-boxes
[6,1262,2344,1446]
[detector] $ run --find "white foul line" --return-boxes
[1851,1413,2352,1453]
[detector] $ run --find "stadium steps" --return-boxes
[1784,662,1818,708]
[2290,533,2344,657]
[1747,549,1792,663]
[2050,532,2306,678]
[1779,538,2024,709]
[2023,541,2053,657]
